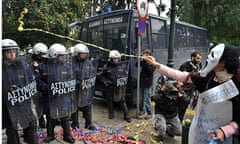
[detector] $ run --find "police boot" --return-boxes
[84,105,97,130]
[108,96,114,119]
[44,118,55,143]
[23,121,38,144]
[6,128,20,144]
[121,99,131,123]
[61,117,75,143]
[71,111,79,129]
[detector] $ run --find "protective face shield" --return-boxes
[109,50,121,59]
[74,43,89,55]
[32,43,48,55]
[48,43,68,59]
[200,44,225,77]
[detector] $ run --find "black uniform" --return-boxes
[71,57,97,130]
[101,61,131,122]
[31,54,48,128]
[37,59,76,143]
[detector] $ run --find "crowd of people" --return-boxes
[2,38,240,144]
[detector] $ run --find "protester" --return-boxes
[137,49,155,119]
[101,50,131,122]
[179,51,202,72]
[143,43,240,143]
[178,51,202,121]
[152,78,188,142]
[2,39,38,144]
[71,44,97,130]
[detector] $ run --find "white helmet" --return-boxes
[2,39,19,50]
[109,50,121,58]
[74,43,89,55]
[67,46,75,56]
[48,43,68,58]
[31,43,48,55]
[28,49,33,54]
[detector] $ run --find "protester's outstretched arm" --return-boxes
[143,56,191,82]
[208,121,239,142]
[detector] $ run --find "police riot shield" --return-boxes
[47,57,77,119]
[16,54,44,119]
[113,63,129,102]
[3,59,39,130]
[77,60,98,108]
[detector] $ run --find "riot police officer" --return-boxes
[71,44,97,130]
[101,50,131,123]
[31,42,48,128]
[2,39,38,144]
[38,43,76,143]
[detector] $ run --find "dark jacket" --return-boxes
[101,61,128,87]
[37,59,76,119]
[139,61,155,88]
[179,60,202,72]
[152,89,189,119]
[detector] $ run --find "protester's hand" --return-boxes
[142,56,155,64]
[142,56,161,68]
[208,128,225,142]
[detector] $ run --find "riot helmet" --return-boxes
[68,46,75,57]
[28,49,33,54]
[2,39,19,50]
[109,50,121,58]
[2,39,19,61]
[74,43,89,60]
[32,43,48,55]
[74,44,89,54]
[48,43,68,59]
[109,50,121,64]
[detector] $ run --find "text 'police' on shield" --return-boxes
[8,81,38,106]
[50,79,76,96]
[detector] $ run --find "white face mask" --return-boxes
[200,44,225,77]
[215,69,233,83]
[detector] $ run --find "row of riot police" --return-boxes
[2,38,131,144]
[35,43,99,143]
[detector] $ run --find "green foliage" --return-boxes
[177,0,240,46]
[3,0,91,48]
[95,0,131,12]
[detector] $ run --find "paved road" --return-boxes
[2,98,182,144]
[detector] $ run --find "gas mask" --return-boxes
[200,44,225,77]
